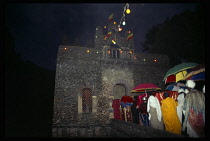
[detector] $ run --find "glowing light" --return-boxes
[154,59,157,62]
[104,26,106,28]
[108,50,111,54]
[64,48,67,50]
[128,31,131,33]
[114,22,117,24]
[120,51,123,53]
[126,9,131,14]
[87,50,90,53]
[143,59,146,61]
[96,51,99,53]
[118,28,122,31]
[129,51,133,54]
[122,21,126,25]
[112,40,116,44]
[95,36,97,38]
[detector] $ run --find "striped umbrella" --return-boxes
[163,62,198,84]
[182,64,205,81]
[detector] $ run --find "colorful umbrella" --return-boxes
[131,83,161,93]
[166,82,187,91]
[163,62,198,84]
[182,64,205,81]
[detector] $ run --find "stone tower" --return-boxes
[52,21,170,137]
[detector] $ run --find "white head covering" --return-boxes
[178,88,185,94]
[203,85,205,93]
[186,80,196,89]
[147,95,162,122]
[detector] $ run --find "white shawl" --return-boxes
[147,95,162,122]
[177,93,185,123]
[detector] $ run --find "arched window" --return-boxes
[82,88,92,113]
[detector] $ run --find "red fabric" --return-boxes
[165,75,176,84]
[136,94,147,108]
[188,108,205,137]
[121,96,133,104]
[155,91,178,106]
[112,99,121,120]
[132,83,160,92]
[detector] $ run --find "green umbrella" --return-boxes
[163,62,198,81]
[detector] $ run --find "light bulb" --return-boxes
[122,21,126,25]
[126,9,131,14]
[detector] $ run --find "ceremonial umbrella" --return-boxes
[163,62,198,84]
[182,64,205,81]
[131,83,161,93]
[166,82,187,91]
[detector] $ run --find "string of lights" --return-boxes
[113,3,131,44]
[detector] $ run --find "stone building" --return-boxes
[52,22,170,137]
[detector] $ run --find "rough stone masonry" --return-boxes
[52,22,170,137]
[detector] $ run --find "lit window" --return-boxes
[82,88,92,113]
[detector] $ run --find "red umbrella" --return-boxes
[131,83,161,93]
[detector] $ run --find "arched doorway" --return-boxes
[113,84,126,99]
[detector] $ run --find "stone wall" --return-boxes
[110,119,187,138]
[52,45,170,137]
[52,119,187,138]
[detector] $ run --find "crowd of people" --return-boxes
[128,80,205,138]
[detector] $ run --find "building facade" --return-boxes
[52,22,170,137]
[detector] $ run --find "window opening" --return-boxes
[82,88,92,113]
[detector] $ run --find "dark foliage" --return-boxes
[5,26,55,137]
[141,4,205,67]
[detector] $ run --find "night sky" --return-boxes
[5,3,200,71]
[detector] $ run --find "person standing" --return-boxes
[182,90,205,137]
[147,91,164,130]
[161,92,181,134]
[139,97,149,126]
[131,96,139,124]
[177,89,186,124]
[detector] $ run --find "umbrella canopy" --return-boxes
[163,62,198,83]
[182,64,205,81]
[131,83,161,93]
[166,82,187,91]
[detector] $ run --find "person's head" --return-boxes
[163,92,169,99]
[186,80,196,89]
[147,91,153,96]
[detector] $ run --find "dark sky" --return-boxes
[5,3,200,71]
